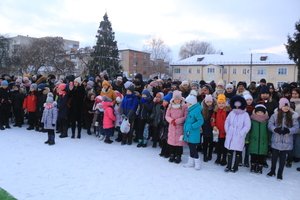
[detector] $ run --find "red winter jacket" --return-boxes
[211,108,227,139]
[23,93,37,112]
[102,101,116,129]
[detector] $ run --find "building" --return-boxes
[8,35,79,55]
[119,49,170,79]
[171,53,296,88]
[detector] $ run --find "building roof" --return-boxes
[171,53,295,66]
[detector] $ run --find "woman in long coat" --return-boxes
[166,90,187,164]
[224,95,251,173]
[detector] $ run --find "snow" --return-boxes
[0,128,299,200]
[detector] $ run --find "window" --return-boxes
[197,68,200,74]
[233,68,237,74]
[207,68,215,74]
[223,68,227,74]
[257,69,266,75]
[260,56,268,61]
[189,68,192,73]
[242,69,247,74]
[278,68,287,75]
[197,57,204,62]
[174,68,180,73]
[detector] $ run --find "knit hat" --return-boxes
[225,83,234,90]
[181,80,189,86]
[15,78,22,86]
[102,80,111,88]
[142,89,151,99]
[30,83,37,91]
[74,77,82,85]
[255,104,267,114]
[279,98,290,109]
[260,85,269,94]
[260,78,267,84]
[189,89,198,97]
[46,92,54,103]
[58,83,66,91]
[191,81,199,89]
[1,80,8,87]
[156,92,164,99]
[37,83,47,91]
[127,85,135,93]
[243,93,253,100]
[163,92,173,103]
[124,81,134,89]
[217,80,225,88]
[217,94,226,103]
[172,90,183,101]
[204,94,213,103]
[185,94,197,105]
[201,84,213,93]
[230,95,247,110]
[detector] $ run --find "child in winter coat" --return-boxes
[247,104,269,174]
[211,94,228,166]
[243,93,255,167]
[224,95,251,173]
[92,95,104,137]
[166,90,187,163]
[267,98,299,180]
[150,92,165,148]
[102,96,116,144]
[121,85,139,145]
[114,91,123,142]
[41,93,58,145]
[201,94,215,162]
[159,92,173,158]
[23,84,38,130]
[183,93,204,170]
[136,89,153,147]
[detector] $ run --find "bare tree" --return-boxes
[12,37,75,75]
[76,47,93,77]
[179,40,218,59]
[143,36,171,77]
[0,35,10,68]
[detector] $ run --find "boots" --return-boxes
[231,153,241,173]
[194,158,201,170]
[174,155,182,164]
[220,154,227,166]
[184,156,195,168]
[121,133,127,145]
[207,146,213,161]
[250,163,256,172]
[225,153,233,172]
[267,170,276,177]
[169,154,175,163]
[137,139,143,148]
[215,154,221,165]
[104,137,113,144]
[257,164,263,174]
[115,133,122,142]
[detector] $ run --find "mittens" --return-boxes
[283,127,290,135]
[274,127,281,134]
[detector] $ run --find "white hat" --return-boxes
[189,89,198,97]
[185,94,197,105]
[124,81,133,89]
[74,77,82,85]
[243,93,253,100]
[225,83,234,89]
[46,92,54,103]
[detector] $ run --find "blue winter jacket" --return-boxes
[184,103,204,144]
[121,94,139,121]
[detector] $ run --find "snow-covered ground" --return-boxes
[0,128,299,200]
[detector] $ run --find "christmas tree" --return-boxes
[90,13,122,77]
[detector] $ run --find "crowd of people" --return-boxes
[1,73,300,180]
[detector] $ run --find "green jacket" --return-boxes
[248,120,269,155]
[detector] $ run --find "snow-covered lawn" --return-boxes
[0,128,299,200]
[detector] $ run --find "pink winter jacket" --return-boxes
[166,102,188,146]
[102,101,116,129]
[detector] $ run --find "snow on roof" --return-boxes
[171,53,295,66]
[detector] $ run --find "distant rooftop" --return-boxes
[171,53,295,66]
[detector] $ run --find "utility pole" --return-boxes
[250,53,253,82]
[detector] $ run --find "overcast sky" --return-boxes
[0,0,299,61]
